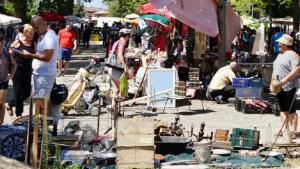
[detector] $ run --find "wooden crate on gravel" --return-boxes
[117,116,154,169]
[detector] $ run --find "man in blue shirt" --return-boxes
[271,27,282,56]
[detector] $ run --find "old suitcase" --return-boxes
[231,128,260,150]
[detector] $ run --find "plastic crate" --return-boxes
[235,88,263,99]
[233,78,250,88]
[233,78,264,88]
[249,78,264,88]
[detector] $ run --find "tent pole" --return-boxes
[217,0,227,68]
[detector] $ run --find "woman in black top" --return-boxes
[6,24,35,117]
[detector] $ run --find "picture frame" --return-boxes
[147,68,176,108]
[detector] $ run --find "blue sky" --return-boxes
[84,0,107,9]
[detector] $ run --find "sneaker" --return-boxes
[216,97,227,104]
[5,103,14,117]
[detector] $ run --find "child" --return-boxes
[0,33,16,125]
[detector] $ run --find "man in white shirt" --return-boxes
[22,16,59,109]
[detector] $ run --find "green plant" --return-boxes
[65,164,81,169]
[54,144,62,169]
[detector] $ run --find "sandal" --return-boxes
[5,103,13,117]
[292,132,297,139]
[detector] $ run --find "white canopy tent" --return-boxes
[0,14,22,26]
[96,17,122,27]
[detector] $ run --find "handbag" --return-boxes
[50,82,68,104]
[106,40,124,71]
[105,53,124,71]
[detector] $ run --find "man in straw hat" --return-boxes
[271,34,300,139]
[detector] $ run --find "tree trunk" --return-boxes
[217,0,227,68]
[13,0,27,23]
[292,0,300,31]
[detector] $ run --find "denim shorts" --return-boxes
[32,75,56,99]
[60,48,72,61]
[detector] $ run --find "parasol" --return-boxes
[64,15,84,24]
[138,3,170,17]
[150,0,219,37]
[141,14,170,27]
[125,13,140,19]
[39,12,65,22]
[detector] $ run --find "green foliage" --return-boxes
[105,0,148,17]
[3,1,15,16]
[73,3,85,17]
[26,0,74,16]
[231,0,267,16]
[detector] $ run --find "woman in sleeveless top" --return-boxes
[6,24,35,118]
[108,28,130,111]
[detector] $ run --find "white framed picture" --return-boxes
[147,68,176,108]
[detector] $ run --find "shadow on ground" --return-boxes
[175,109,215,115]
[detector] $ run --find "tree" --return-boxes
[104,0,147,17]
[73,3,85,17]
[231,0,267,17]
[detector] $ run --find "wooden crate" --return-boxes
[117,116,154,135]
[117,163,153,169]
[117,146,154,168]
[117,133,154,147]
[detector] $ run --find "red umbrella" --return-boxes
[39,12,65,22]
[138,3,170,17]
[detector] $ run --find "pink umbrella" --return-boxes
[150,0,219,37]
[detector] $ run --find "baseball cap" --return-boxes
[119,28,131,35]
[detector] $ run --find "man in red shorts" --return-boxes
[57,23,77,76]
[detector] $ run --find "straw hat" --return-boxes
[276,34,293,46]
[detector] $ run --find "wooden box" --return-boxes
[117,146,154,168]
[231,128,260,150]
[117,116,155,168]
[117,116,154,135]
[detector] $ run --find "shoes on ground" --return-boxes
[215,97,229,104]
[5,103,14,117]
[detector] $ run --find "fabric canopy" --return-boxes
[226,5,242,51]
[150,0,219,37]
[0,14,22,26]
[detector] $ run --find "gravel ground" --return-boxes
[4,42,300,145]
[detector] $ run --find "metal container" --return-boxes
[193,141,212,164]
